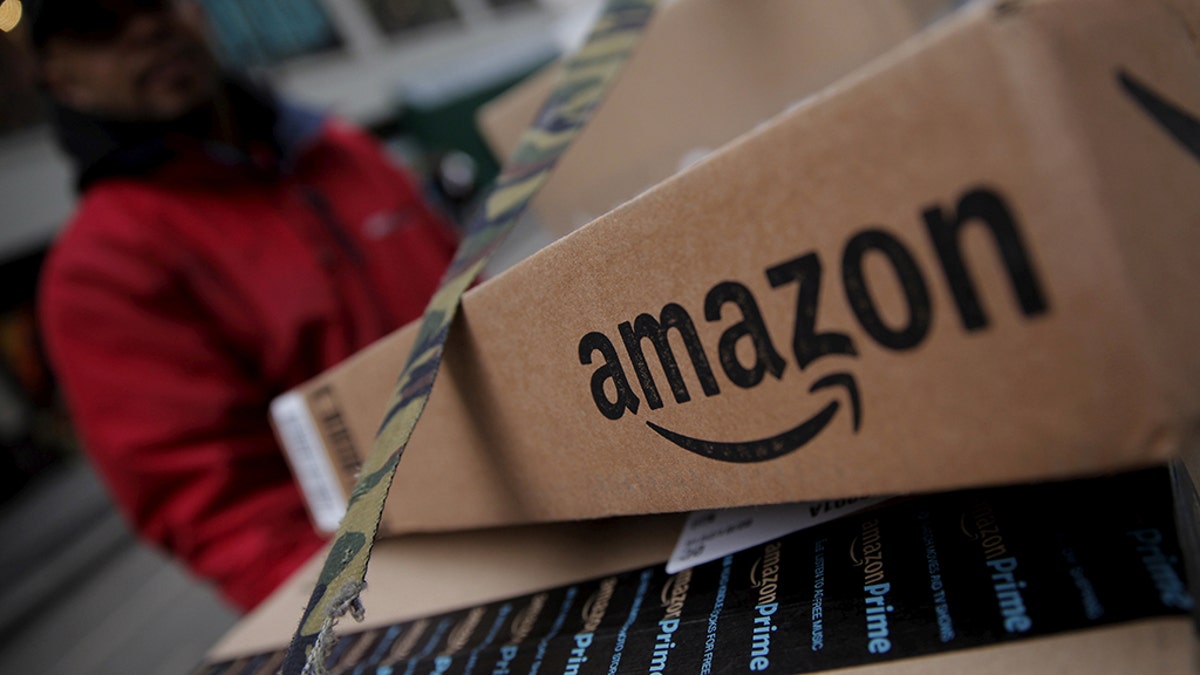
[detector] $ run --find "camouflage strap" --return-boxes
[280,2,660,672]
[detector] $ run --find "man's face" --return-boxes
[41,1,219,122]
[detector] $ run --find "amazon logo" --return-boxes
[577,186,1050,463]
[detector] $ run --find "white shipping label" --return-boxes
[270,391,348,532]
[666,497,891,574]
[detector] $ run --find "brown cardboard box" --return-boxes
[476,0,951,237]
[205,514,686,662]
[273,0,951,534]
[273,0,1200,537]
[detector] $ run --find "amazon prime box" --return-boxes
[272,0,1200,536]
[204,466,1199,673]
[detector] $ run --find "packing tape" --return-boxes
[280,1,661,672]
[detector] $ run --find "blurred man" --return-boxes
[31,0,458,611]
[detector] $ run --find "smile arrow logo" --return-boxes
[646,372,861,463]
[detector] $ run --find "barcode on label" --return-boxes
[270,391,348,532]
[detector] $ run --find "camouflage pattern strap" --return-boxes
[280,1,660,672]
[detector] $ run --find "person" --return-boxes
[30,0,459,611]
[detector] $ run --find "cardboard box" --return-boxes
[273,0,1200,537]
[476,0,952,237]
[204,467,1199,672]
[204,513,686,663]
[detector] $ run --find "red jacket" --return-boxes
[39,104,457,611]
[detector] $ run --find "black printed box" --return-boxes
[201,465,1198,674]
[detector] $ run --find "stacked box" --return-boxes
[213,0,1200,671]
[203,468,1198,672]
[274,0,1200,536]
